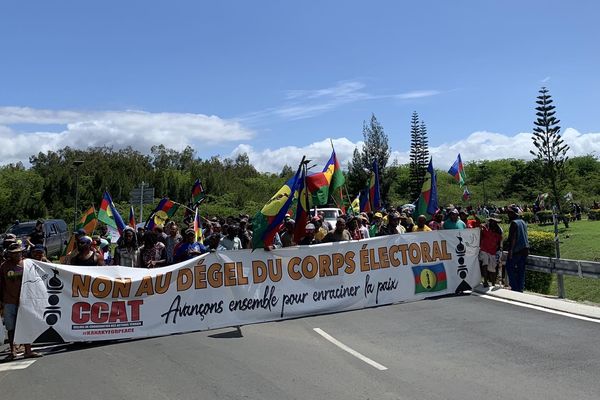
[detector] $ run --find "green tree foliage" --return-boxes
[347,114,391,200]
[408,112,422,201]
[530,87,570,213]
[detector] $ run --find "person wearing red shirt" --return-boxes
[479,217,503,287]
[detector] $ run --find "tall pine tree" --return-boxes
[419,120,430,176]
[530,87,570,216]
[408,112,424,201]
[347,114,391,199]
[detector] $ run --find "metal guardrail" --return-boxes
[522,254,600,298]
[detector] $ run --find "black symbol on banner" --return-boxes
[34,268,66,344]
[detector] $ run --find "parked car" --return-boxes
[1,219,69,258]
[315,208,343,230]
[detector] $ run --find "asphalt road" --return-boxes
[1,294,599,400]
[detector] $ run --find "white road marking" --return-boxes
[313,328,388,371]
[0,359,37,372]
[472,293,600,324]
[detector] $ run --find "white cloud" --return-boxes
[541,76,551,83]
[231,128,600,173]
[0,107,254,164]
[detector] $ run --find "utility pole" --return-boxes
[72,160,84,231]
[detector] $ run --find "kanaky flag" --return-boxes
[191,179,204,205]
[193,207,203,244]
[412,263,447,293]
[448,154,466,187]
[128,205,136,228]
[359,188,371,213]
[293,167,309,244]
[462,187,471,201]
[98,191,126,235]
[369,160,381,211]
[252,163,303,249]
[146,198,180,231]
[61,206,97,262]
[413,158,438,218]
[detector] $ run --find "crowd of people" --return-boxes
[1,204,532,361]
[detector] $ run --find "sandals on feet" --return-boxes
[24,352,42,359]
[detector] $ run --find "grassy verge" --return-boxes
[529,219,600,304]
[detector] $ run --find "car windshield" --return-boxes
[7,223,36,236]
[322,210,338,219]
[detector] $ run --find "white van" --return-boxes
[315,208,343,230]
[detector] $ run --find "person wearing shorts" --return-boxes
[479,217,503,287]
[0,243,41,361]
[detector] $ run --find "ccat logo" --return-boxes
[71,300,144,330]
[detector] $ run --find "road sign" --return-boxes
[130,187,155,204]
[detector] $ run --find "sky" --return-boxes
[1,1,599,172]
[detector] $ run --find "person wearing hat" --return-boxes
[479,217,503,287]
[443,209,467,230]
[356,215,370,239]
[299,223,319,245]
[505,205,529,292]
[369,212,384,237]
[322,218,351,242]
[312,216,329,242]
[1,243,42,360]
[412,215,432,232]
[399,213,413,233]
[70,236,104,266]
[280,219,296,248]
[114,227,141,267]
[30,244,49,262]
[173,228,208,263]
[378,212,405,236]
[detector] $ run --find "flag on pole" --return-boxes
[61,206,97,262]
[293,165,309,244]
[128,205,136,228]
[252,160,304,249]
[98,191,126,235]
[359,188,371,213]
[462,187,471,201]
[193,207,203,244]
[369,160,381,210]
[413,158,438,218]
[146,198,180,231]
[448,154,466,187]
[191,179,204,205]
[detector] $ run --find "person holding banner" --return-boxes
[173,228,208,262]
[0,243,42,361]
[113,227,141,268]
[70,236,104,266]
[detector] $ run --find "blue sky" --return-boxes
[1,1,599,171]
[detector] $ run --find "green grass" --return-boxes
[529,219,600,304]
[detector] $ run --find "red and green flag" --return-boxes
[191,179,204,204]
[412,263,447,294]
[307,150,345,207]
[61,206,97,261]
[98,191,126,235]
[146,198,180,230]
[448,153,466,187]
[193,207,203,244]
[128,205,136,228]
[293,167,309,244]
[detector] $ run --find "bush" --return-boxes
[536,210,553,224]
[522,211,535,223]
[588,209,600,220]
[503,229,554,294]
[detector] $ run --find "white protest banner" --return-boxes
[15,229,480,343]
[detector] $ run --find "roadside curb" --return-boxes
[472,285,600,321]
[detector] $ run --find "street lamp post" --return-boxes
[73,160,84,232]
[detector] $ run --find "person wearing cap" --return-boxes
[428,213,444,231]
[443,209,467,230]
[220,225,243,250]
[0,242,42,360]
[357,215,370,239]
[378,212,405,236]
[479,217,503,287]
[280,219,296,248]
[1,233,18,263]
[505,205,529,292]
[312,216,329,242]
[299,223,319,245]
[322,218,351,243]
[70,236,104,266]
[399,213,414,232]
[30,244,49,262]
[412,215,432,232]
[173,228,208,262]
[113,227,141,267]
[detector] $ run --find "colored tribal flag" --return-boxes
[293,166,310,244]
[146,198,180,231]
[413,158,438,218]
[351,194,360,214]
[252,162,303,249]
[98,191,126,235]
[128,205,136,228]
[307,149,345,207]
[462,187,471,201]
[369,160,381,210]
[359,188,371,213]
[448,154,466,187]
[412,263,447,293]
[193,207,203,244]
[61,206,97,262]
[191,179,204,205]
